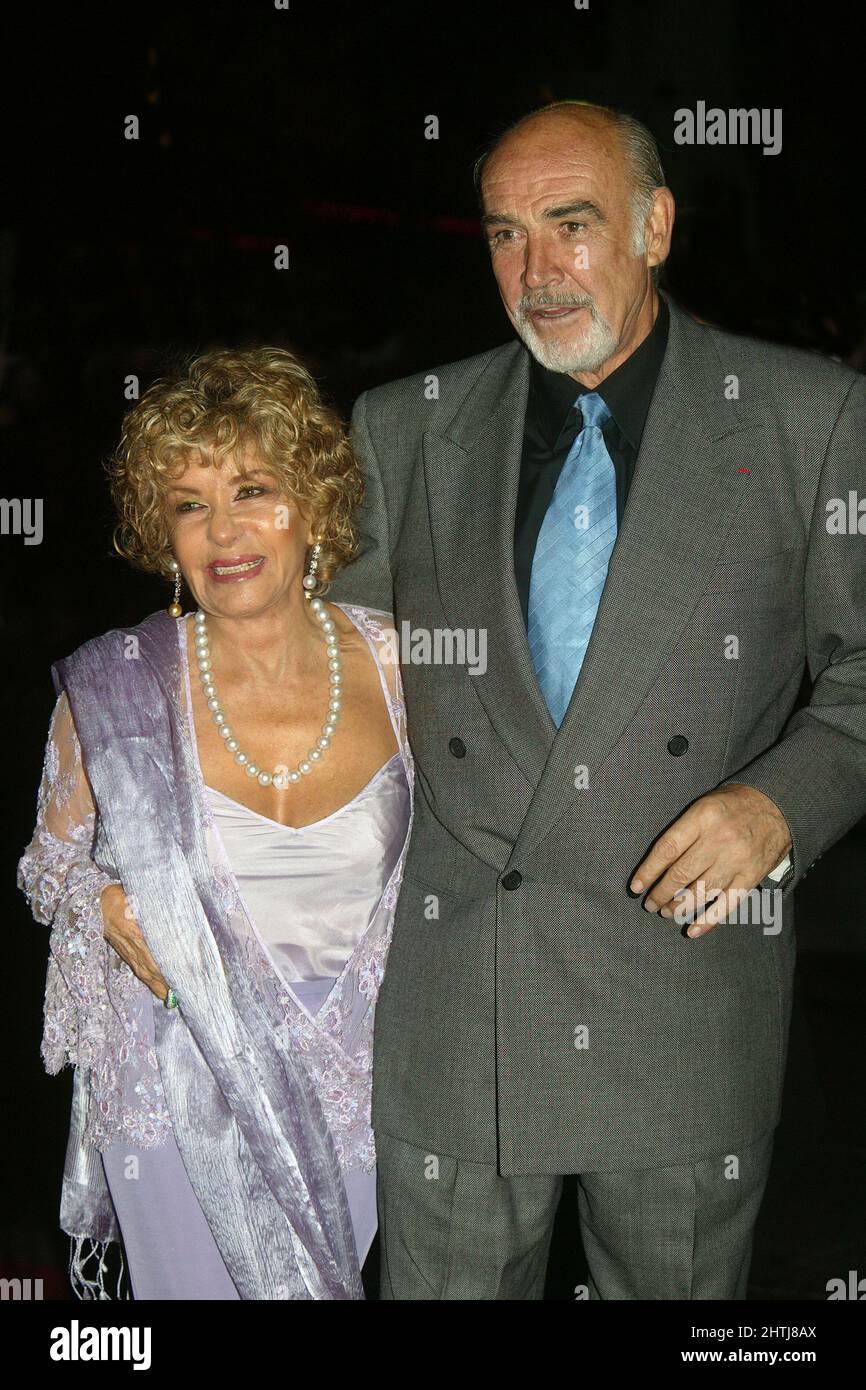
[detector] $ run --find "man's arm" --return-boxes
[631,372,866,929]
[718,373,866,895]
[326,390,395,612]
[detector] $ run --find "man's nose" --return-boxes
[521,237,564,291]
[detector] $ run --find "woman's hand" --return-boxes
[100,883,171,1003]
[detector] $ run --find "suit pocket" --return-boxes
[395,870,459,929]
[701,546,804,595]
[374,1131,459,1297]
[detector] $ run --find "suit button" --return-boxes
[502,870,522,890]
[667,735,689,755]
[448,737,466,758]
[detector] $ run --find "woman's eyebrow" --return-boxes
[165,480,202,497]
[225,468,271,484]
[166,468,271,495]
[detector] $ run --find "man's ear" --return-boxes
[646,186,675,272]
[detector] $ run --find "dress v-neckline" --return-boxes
[203,750,403,834]
[180,608,403,834]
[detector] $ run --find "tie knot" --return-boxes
[575,391,610,431]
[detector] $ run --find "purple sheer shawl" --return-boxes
[42,604,412,1299]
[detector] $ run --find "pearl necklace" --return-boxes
[193,597,342,788]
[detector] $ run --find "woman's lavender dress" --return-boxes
[101,747,407,1297]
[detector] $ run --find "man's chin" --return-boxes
[521,328,606,374]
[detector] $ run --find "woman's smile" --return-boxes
[205,554,267,582]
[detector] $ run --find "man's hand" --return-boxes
[629,783,793,938]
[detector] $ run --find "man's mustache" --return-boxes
[516,292,597,316]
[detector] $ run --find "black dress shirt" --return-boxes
[514,296,670,627]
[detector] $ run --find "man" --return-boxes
[326,101,866,1298]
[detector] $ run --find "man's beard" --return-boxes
[514,291,619,374]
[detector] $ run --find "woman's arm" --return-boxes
[16,690,166,1074]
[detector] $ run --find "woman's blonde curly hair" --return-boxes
[107,346,363,594]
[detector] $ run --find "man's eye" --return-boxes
[490,229,517,244]
[563,222,586,233]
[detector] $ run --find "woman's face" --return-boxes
[165,444,315,619]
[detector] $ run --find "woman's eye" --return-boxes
[173,485,269,513]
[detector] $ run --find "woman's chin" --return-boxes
[192,581,296,620]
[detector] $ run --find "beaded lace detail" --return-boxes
[16,692,172,1149]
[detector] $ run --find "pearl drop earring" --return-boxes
[302,537,324,599]
[168,559,183,618]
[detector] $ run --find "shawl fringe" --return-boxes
[68,1234,129,1300]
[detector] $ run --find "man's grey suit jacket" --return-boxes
[325,289,866,1176]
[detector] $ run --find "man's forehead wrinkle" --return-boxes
[483,174,614,226]
[483,143,626,211]
[484,164,601,205]
[487,145,606,180]
[480,118,631,202]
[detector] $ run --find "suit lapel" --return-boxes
[422,343,556,786]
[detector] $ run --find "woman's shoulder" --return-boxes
[327,603,402,697]
[329,600,393,620]
[328,601,396,638]
[52,609,179,690]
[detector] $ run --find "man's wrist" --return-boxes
[766,851,793,882]
[722,781,793,880]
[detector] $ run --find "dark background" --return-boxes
[2,0,864,1300]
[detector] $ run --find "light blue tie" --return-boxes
[527,391,617,727]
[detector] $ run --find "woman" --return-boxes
[16,347,413,1299]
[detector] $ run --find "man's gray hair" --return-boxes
[472,101,667,286]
